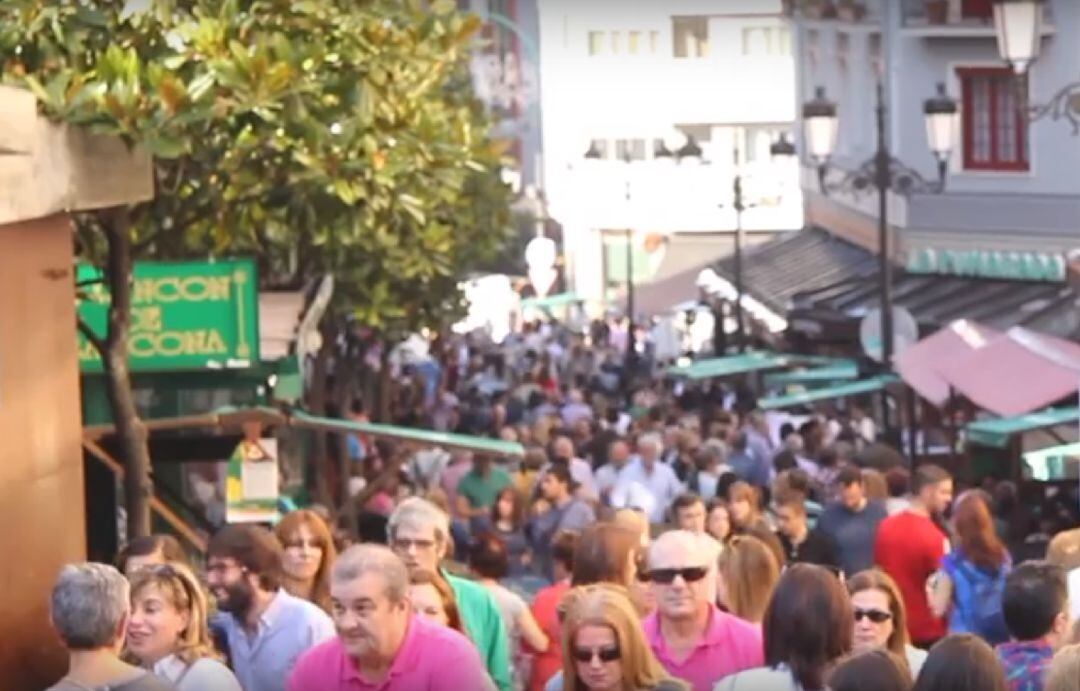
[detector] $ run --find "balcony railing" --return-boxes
[901,0,1054,36]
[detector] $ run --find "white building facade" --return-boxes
[537,0,802,313]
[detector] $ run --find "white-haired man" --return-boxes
[643,531,762,691]
[387,497,512,691]
[288,544,492,691]
[611,432,684,524]
[45,563,175,690]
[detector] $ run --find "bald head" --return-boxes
[553,435,575,461]
[649,530,716,571]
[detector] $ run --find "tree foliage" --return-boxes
[2,0,512,327]
[0,0,513,535]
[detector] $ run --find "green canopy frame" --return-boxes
[84,405,525,457]
[966,407,1080,449]
[758,376,899,410]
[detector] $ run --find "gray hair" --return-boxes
[387,497,450,545]
[332,544,409,603]
[637,432,663,454]
[50,563,130,650]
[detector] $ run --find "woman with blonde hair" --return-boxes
[847,569,928,676]
[126,563,241,690]
[560,584,687,691]
[273,508,337,612]
[716,534,780,624]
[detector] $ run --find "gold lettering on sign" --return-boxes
[128,329,230,358]
[132,276,233,304]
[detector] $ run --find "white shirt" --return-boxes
[154,655,242,691]
[610,458,684,524]
[1068,567,1080,621]
[595,463,625,500]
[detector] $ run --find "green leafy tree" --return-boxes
[1,0,511,538]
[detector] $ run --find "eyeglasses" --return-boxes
[853,608,892,624]
[392,537,437,552]
[572,646,621,663]
[647,566,709,584]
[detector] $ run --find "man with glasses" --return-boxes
[387,497,512,691]
[641,531,763,691]
[206,524,334,691]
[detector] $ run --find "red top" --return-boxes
[874,510,950,644]
[528,580,570,691]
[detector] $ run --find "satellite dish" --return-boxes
[860,306,919,363]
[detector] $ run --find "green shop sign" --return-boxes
[78,259,259,372]
[907,247,1066,282]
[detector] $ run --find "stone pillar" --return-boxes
[0,85,152,690]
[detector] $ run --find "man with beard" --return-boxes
[287,544,492,691]
[206,524,334,691]
[874,463,954,648]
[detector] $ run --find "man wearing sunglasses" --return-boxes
[641,531,763,691]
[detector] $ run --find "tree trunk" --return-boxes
[376,342,392,423]
[99,207,153,540]
[333,352,359,540]
[307,322,336,510]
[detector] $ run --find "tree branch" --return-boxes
[77,315,107,360]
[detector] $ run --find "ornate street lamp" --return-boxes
[802,87,840,166]
[775,81,956,435]
[924,82,959,183]
[992,0,1045,76]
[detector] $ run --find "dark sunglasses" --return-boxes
[647,566,709,584]
[853,608,892,624]
[572,646,621,663]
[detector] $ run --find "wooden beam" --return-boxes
[82,439,208,554]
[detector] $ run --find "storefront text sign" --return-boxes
[906,247,1066,282]
[77,259,259,372]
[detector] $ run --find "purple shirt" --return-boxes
[997,641,1055,691]
[287,615,493,691]
[642,605,764,691]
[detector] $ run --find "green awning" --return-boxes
[758,376,898,410]
[966,407,1080,449]
[667,351,795,381]
[521,292,581,310]
[290,410,525,457]
[763,360,859,387]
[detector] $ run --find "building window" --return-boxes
[588,31,605,56]
[610,31,621,54]
[587,139,609,159]
[672,16,708,58]
[958,68,1029,171]
[615,139,646,161]
[962,0,993,20]
[649,30,660,54]
[628,30,641,54]
[741,27,792,56]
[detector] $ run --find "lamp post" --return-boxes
[585,141,636,390]
[990,0,1080,133]
[776,82,957,434]
[661,134,753,353]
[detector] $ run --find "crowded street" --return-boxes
[2,1,1080,691]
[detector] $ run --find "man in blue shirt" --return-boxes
[817,466,887,577]
[206,524,334,691]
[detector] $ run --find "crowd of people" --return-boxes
[42,322,1080,691]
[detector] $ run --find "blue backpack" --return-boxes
[951,555,1011,645]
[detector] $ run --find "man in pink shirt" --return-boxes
[642,531,763,691]
[288,544,493,691]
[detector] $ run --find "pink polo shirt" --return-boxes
[642,605,763,691]
[287,615,493,691]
